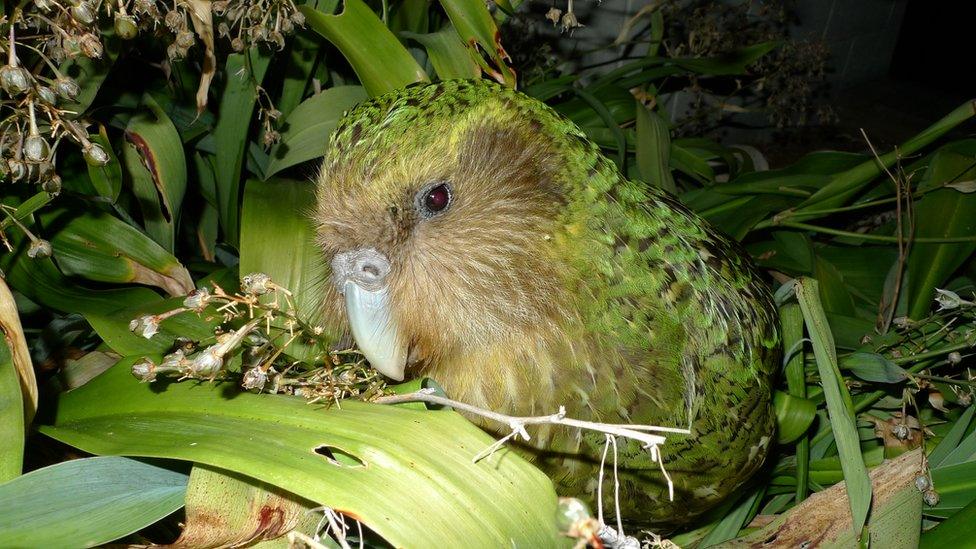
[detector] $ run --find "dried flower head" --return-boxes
[129,315,161,339]
[83,143,110,166]
[242,272,273,295]
[27,239,52,259]
[131,358,158,382]
[183,287,211,311]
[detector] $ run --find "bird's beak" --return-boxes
[332,248,408,381]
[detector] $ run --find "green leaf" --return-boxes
[794,101,976,213]
[928,460,976,518]
[795,278,873,538]
[300,0,429,97]
[774,390,817,444]
[265,86,367,178]
[240,179,332,357]
[0,456,187,548]
[123,93,188,252]
[0,339,23,482]
[670,41,778,75]
[278,32,325,120]
[402,24,481,81]
[0,251,157,316]
[841,353,909,384]
[213,51,272,246]
[701,487,764,547]
[59,37,119,115]
[928,406,976,467]
[43,209,193,297]
[635,101,676,193]
[921,496,976,548]
[905,140,976,319]
[437,0,516,86]
[780,303,809,501]
[40,359,560,547]
[86,126,122,202]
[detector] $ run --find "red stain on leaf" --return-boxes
[258,505,286,531]
[125,130,172,222]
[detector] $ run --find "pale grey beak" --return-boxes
[331,248,407,381]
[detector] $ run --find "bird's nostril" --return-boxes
[332,247,391,292]
[361,264,381,278]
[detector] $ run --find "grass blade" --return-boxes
[795,277,873,538]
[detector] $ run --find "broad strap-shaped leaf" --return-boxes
[42,208,193,297]
[213,50,272,246]
[0,338,23,482]
[171,464,321,547]
[0,456,187,548]
[301,0,429,97]
[86,126,122,202]
[123,93,188,252]
[635,101,677,193]
[0,247,158,316]
[905,140,976,319]
[40,359,560,547]
[402,24,481,81]
[437,0,516,86]
[0,277,34,433]
[265,86,367,178]
[240,178,332,360]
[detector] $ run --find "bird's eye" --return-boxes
[416,182,452,218]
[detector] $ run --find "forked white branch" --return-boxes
[375,389,688,507]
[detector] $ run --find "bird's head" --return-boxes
[315,80,594,381]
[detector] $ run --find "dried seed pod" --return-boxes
[948,351,963,364]
[891,423,910,440]
[35,85,58,106]
[230,37,244,52]
[242,367,268,390]
[175,31,195,49]
[242,272,272,295]
[34,0,56,11]
[0,65,32,96]
[923,489,940,506]
[83,143,110,166]
[915,475,930,492]
[79,34,103,58]
[27,239,53,259]
[290,10,305,26]
[70,2,96,25]
[54,77,80,101]
[164,9,184,32]
[6,159,28,181]
[183,287,211,311]
[42,174,62,195]
[23,135,51,163]
[190,345,224,377]
[115,13,139,39]
[131,358,158,382]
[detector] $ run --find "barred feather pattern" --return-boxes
[315,79,779,526]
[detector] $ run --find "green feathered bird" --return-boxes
[315,79,779,526]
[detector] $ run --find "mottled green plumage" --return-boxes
[318,79,779,526]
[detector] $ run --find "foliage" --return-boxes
[1,0,975,547]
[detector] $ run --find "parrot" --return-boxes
[314,79,779,527]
